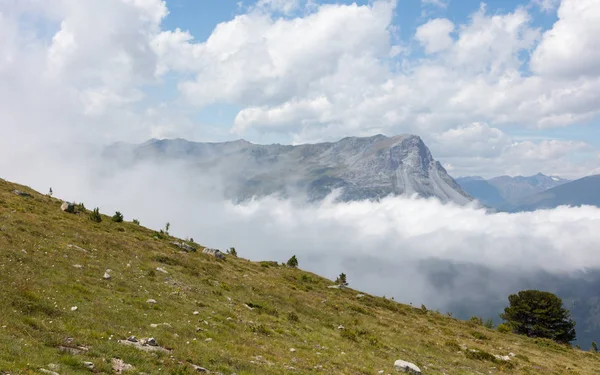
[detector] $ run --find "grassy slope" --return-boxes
[0,178,599,375]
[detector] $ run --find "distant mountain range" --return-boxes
[457,173,600,211]
[105,134,473,204]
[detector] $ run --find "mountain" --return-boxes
[456,173,570,210]
[105,134,473,205]
[455,177,508,208]
[487,173,570,205]
[513,174,600,211]
[2,178,599,374]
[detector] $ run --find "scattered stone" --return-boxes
[150,324,158,328]
[494,355,511,361]
[327,285,344,289]
[244,304,254,311]
[70,306,78,311]
[509,352,516,357]
[73,264,83,269]
[127,335,138,342]
[189,363,209,373]
[172,241,196,252]
[12,190,31,197]
[146,299,157,304]
[57,345,87,355]
[356,294,365,298]
[205,338,213,342]
[289,348,296,352]
[103,270,111,280]
[202,248,225,259]
[67,244,88,253]
[337,325,344,330]
[112,358,134,374]
[378,371,384,374]
[156,267,168,274]
[82,361,94,370]
[394,360,421,375]
[47,364,60,371]
[39,369,59,375]
[118,338,170,353]
[60,202,75,213]
[193,311,200,315]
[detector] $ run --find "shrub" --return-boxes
[497,323,512,333]
[287,311,299,322]
[469,316,483,325]
[465,349,497,362]
[592,341,598,353]
[471,331,489,340]
[227,247,237,257]
[111,211,124,222]
[77,202,86,212]
[286,255,298,268]
[89,208,102,223]
[335,272,348,286]
[484,319,494,329]
[132,219,140,225]
[165,222,170,235]
[500,290,576,343]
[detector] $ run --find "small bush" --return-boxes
[445,340,461,352]
[465,349,497,362]
[153,231,165,240]
[227,247,237,257]
[469,316,483,325]
[89,208,102,223]
[497,323,512,333]
[335,272,348,286]
[286,255,298,268]
[165,222,170,235]
[592,341,598,353]
[484,319,494,329]
[112,211,124,222]
[340,329,358,342]
[77,202,86,212]
[132,219,140,225]
[471,331,489,340]
[287,311,299,322]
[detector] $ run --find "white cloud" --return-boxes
[532,0,560,13]
[531,0,600,78]
[255,0,301,15]
[421,0,448,8]
[415,18,454,54]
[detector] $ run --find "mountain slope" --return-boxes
[514,174,600,211]
[2,179,600,374]
[106,134,472,204]
[455,177,507,208]
[487,173,570,205]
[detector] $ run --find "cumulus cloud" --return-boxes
[415,18,454,54]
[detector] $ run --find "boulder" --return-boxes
[146,299,157,304]
[172,241,196,252]
[12,190,31,197]
[83,361,94,370]
[103,270,111,280]
[394,360,421,375]
[60,202,75,213]
[202,248,226,260]
[112,358,134,374]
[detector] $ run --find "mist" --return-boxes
[3,149,600,322]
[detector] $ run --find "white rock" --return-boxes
[494,355,511,361]
[156,267,168,274]
[356,294,365,298]
[394,360,421,375]
[337,325,344,330]
[71,306,78,311]
[146,299,157,304]
[193,311,199,315]
[103,270,111,280]
[509,352,516,357]
[289,348,296,352]
[83,361,94,370]
[60,202,75,213]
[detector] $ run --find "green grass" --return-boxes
[1,178,600,374]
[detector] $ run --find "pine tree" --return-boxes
[286,255,298,268]
[335,272,348,286]
[500,290,576,343]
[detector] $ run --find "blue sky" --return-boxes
[2,0,600,178]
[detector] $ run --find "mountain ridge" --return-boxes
[105,134,473,205]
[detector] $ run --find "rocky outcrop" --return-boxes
[202,248,225,259]
[60,202,75,213]
[172,241,196,252]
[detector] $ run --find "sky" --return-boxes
[1,0,600,179]
[3,1,600,340]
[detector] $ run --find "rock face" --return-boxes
[106,134,472,204]
[60,202,75,213]
[202,248,225,259]
[394,359,421,374]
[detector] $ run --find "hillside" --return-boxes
[513,175,600,211]
[1,178,599,374]
[104,135,473,205]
